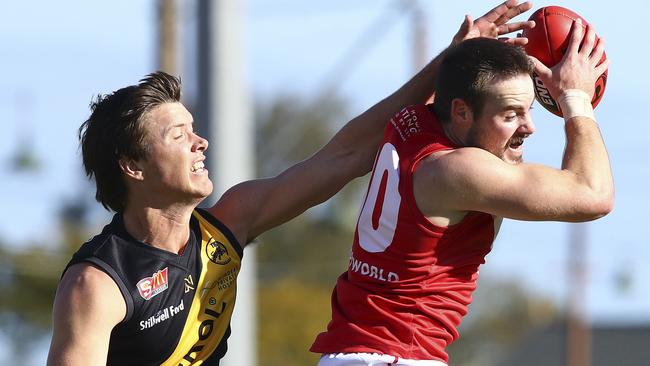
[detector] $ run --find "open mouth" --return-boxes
[191,161,206,173]
[508,136,525,150]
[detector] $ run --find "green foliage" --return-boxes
[254,93,360,365]
[253,92,361,285]
[254,94,350,178]
[0,199,91,362]
[9,144,41,173]
[256,214,351,285]
[0,245,62,328]
[448,278,558,365]
[257,279,334,366]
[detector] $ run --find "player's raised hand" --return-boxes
[452,0,535,46]
[530,19,609,101]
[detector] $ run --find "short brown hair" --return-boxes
[434,38,534,122]
[79,71,181,212]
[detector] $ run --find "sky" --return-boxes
[1,0,649,358]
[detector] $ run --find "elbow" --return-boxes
[585,200,613,221]
[327,138,377,179]
[578,191,615,221]
[595,193,615,219]
[344,149,377,179]
[593,185,615,219]
[356,153,377,177]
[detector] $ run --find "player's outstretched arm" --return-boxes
[47,264,125,366]
[208,1,536,243]
[209,53,442,243]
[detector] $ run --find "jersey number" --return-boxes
[357,143,401,253]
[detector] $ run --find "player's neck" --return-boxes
[440,119,466,147]
[122,205,193,254]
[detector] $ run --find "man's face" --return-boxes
[137,102,213,203]
[466,74,536,165]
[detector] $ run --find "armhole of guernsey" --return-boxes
[159,208,243,366]
[193,208,244,259]
[84,257,135,322]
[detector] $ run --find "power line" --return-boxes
[317,0,411,98]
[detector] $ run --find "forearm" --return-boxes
[562,117,612,186]
[332,50,447,175]
[389,49,447,108]
[561,116,614,213]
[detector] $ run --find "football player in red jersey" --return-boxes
[311,4,612,366]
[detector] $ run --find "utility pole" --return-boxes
[158,0,178,75]
[196,1,256,366]
[566,223,591,366]
[406,0,432,105]
[409,0,428,73]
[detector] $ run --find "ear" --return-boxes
[119,158,145,181]
[450,98,474,125]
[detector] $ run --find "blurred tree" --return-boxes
[254,93,367,364]
[9,143,41,173]
[258,278,334,366]
[8,92,41,174]
[448,278,558,366]
[0,243,62,363]
[253,93,365,284]
[0,195,91,363]
[255,93,349,178]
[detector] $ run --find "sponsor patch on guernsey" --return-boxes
[139,299,185,330]
[137,267,169,300]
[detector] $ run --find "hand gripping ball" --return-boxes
[522,6,608,117]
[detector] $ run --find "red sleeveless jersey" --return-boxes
[311,105,498,362]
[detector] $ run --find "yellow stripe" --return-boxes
[160,212,242,365]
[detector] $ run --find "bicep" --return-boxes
[423,149,606,222]
[47,264,125,366]
[468,162,581,221]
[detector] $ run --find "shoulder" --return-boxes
[414,147,516,211]
[417,147,502,180]
[60,262,118,290]
[49,263,124,365]
[55,263,126,325]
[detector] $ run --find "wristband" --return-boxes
[557,89,595,121]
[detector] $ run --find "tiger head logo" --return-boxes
[206,237,231,265]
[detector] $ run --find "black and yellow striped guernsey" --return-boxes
[63,208,243,365]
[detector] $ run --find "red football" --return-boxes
[522,6,608,117]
